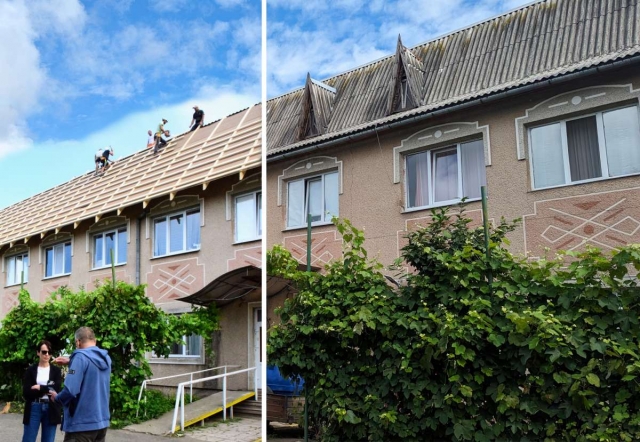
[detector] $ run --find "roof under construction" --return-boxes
[0,104,262,248]
[267,0,640,156]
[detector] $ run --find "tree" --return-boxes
[268,210,640,441]
[0,281,219,423]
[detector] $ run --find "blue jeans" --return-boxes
[22,402,57,442]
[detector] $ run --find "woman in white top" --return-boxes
[22,340,62,442]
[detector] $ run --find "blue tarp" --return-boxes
[267,365,304,396]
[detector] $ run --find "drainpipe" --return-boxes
[267,54,640,163]
[136,209,149,285]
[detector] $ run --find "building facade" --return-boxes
[266,0,640,319]
[0,104,262,390]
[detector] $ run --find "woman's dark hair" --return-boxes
[37,340,52,353]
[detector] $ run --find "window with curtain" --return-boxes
[170,334,202,357]
[6,253,28,286]
[153,208,200,257]
[287,171,339,228]
[45,242,72,278]
[235,191,262,243]
[529,105,640,189]
[93,228,127,269]
[406,139,486,209]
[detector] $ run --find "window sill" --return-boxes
[402,197,482,213]
[148,356,204,365]
[4,282,28,289]
[91,263,127,271]
[283,221,334,232]
[42,273,71,281]
[531,171,640,192]
[233,237,262,246]
[151,248,201,260]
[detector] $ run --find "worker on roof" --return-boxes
[154,130,171,154]
[154,119,168,154]
[146,130,155,149]
[189,106,204,132]
[95,147,114,175]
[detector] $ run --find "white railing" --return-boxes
[136,365,240,417]
[171,366,258,433]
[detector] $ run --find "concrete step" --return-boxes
[233,398,262,417]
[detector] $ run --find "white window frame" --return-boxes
[92,227,127,269]
[44,241,72,279]
[404,140,484,211]
[529,104,640,190]
[6,252,28,286]
[153,208,201,258]
[169,334,202,358]
[287,171,339,229]
[234,190,262,243]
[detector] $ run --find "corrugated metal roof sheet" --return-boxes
[267,0,640,155]
[0,104,262,246]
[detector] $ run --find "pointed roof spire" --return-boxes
[389,34,425,114]
[296,73,337,140]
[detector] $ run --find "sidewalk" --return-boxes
[0,412,261,441]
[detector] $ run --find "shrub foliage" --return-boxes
[268,210,640,441]
[0,281,219,423]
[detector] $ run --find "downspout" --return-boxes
[267,54,640,163]
[135,209,149,285]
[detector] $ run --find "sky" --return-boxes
[0,0,261,210]
[267,0,533,97]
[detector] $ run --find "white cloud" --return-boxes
[148,0,189,13]
[267,0,535,95]
[0,1,45,159]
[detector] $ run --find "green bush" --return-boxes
[268,210,640,441]
[0,281,219,423]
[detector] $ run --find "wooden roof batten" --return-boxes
[267,0,640,156]
[296,73,337,141]
[0,105,262,248]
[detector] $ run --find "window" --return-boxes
[45,242,72,278]
[170,334,201,357]
[529,105,640,189]
[287,171,339,228]
[405,139,486,209]
[93,228,127,269]
[6,253,28,286]
[235,191,261,242]
[153,208,200,257]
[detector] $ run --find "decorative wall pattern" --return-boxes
[86,269,132,292]
[397,209,485,257]
[40,278,71,301]
[284,229,342,267]
[227,245,262,271]
[146,257,204,305]
[2,288,20,316]
[524,188,640,258]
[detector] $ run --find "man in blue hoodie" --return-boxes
[50,327,111,442]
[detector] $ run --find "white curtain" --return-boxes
[407,152,429,208]
[324,171,339,220]
[603,106,640,176]
[169,215,183,253]
[186,211,200,249]
[117,229,127,264]
[236,194,255,242]
[287,180,304,227]
[54,243,64,275]
[531,123,565,188]
[461,140,486,199]
[154,219,167,256]
[306,179,322,222]
[432,148,458,202]
[94,235,104,268]
[7,257,16,285]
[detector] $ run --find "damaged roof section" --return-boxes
[0,104,262,248]
[297,74,337,140]
[267,0,640,155]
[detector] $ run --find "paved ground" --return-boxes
[0,412,262,441]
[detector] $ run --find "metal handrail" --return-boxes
[171,366,258,433]
[136,365,241,417]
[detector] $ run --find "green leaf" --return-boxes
[586,373,600,387]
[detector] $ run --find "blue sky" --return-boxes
[267,0,532,97]
[0,0,261,209]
